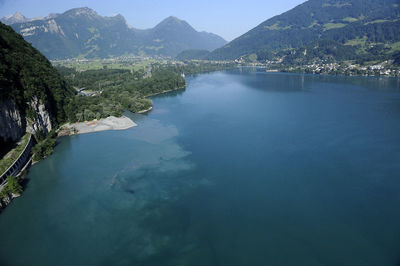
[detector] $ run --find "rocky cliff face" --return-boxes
[27,97,52,135]
[0,97,53,144]
[1,22,75,146]
[0,99,26,143]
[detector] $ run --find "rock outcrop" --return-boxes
[0,99,25,142]
[27,97,52,135]
[0,97,53,144]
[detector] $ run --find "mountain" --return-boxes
[0,11,57,25]
[11,8,136,59]
[135,16,226,57]
[0,22,74,149]
[1,12,30,25]
[176,49,211,60]
[208,0,400,62]
[10,8,227,59]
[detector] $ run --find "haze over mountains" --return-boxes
[1,12,59,25]
[6,7,226,59]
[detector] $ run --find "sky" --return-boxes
[0,0,305,41]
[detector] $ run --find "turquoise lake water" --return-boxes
[1,69,400,265]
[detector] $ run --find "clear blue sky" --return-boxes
[0,0,305,41]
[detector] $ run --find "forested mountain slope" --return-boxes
[208,0,400,63]
[0,22,74,148]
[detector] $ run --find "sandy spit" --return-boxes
[60,116,137,135]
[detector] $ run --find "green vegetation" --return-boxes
[0,133,30,175]
[280,40,358,65]
[345,36,368,46]
[0,22,75,125]
[56,65,185,122]
[156,61,236,76]
[0,176,23,198]
[208,0,400,64]
[323,23,346,30]
[32,130,57,161]
[53,58,157,72]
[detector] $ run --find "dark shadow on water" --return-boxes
[124,188,135,195]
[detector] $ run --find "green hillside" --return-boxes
[0,22,74,125]
[208,0,400,63]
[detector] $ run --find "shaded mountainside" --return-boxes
[208,0,400,62]
[0,22,74,148]
[136,16,226,57]
[176,49,211,60]
[10,8,227,59]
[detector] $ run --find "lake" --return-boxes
[1,68,400,265]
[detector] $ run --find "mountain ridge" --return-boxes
[9,7,227,59]
[207,0,400,63]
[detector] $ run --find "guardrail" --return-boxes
[0,134,34,186]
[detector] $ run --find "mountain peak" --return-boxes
[11,7,227,58]
[63,7,99,18]
[12,12,25,19]
[164,16,181,22]
[154,16,193,31]
[1,11,28,24]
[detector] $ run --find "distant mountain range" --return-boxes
[5,7,226,59]
[205,0,400,64]
[1,11,59,25]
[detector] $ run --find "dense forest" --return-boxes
[57,66,185,122]
[158,61,236,75]
[209,0,400,64]
[0,22,75,125]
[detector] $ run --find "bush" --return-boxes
[32,130,57,161]
[0,176,22,198]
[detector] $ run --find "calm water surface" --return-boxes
[1,69,400,265]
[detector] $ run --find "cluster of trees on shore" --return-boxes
[159,61,236,75]
[57,66,185,122]
[0,176,22,199]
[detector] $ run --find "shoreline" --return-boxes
[145,86,186,98]
[59,115,137,136]
[137,106,153,114]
